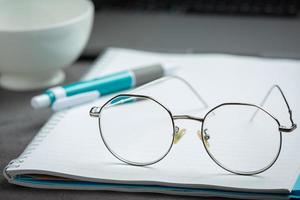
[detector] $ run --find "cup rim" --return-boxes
[0,0,94,33]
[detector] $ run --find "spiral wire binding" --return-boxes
[3,49,114,181]
[3,111,67,181]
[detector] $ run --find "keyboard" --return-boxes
[92,0,300,17]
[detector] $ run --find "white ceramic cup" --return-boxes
[0,0,94,91]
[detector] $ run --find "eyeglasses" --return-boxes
[89,76,297,175]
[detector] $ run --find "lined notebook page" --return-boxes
[8,48,300,192]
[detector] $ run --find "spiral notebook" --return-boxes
[3,48,300,199]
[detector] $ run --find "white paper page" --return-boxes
[10,48,300,193]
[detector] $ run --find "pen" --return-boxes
[31,63,177,111]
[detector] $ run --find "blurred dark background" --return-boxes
[82,0,300,59]
[91,0,300,17]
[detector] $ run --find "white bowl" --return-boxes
[0,0,94,91]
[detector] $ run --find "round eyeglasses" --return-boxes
[90,76,297,175]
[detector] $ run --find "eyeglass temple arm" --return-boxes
[250,85,297,133]
[170,76,209,109]
[90,76,209,118]
[131,75,209,109]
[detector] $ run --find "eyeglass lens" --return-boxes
[99,95,174,165]
[202,104,281,174]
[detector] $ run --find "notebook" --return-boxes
[3,48,300,199]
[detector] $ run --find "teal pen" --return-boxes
[31,63,177,111]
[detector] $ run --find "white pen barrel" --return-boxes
[52,91,100,111]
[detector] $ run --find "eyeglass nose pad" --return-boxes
[197,129,210,148]
[173,126,186,144]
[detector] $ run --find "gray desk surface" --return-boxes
[86,11,300,59]
[0,62,226,200]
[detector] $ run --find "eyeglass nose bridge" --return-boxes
[172,115,205,145]
[172,115,204,122]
